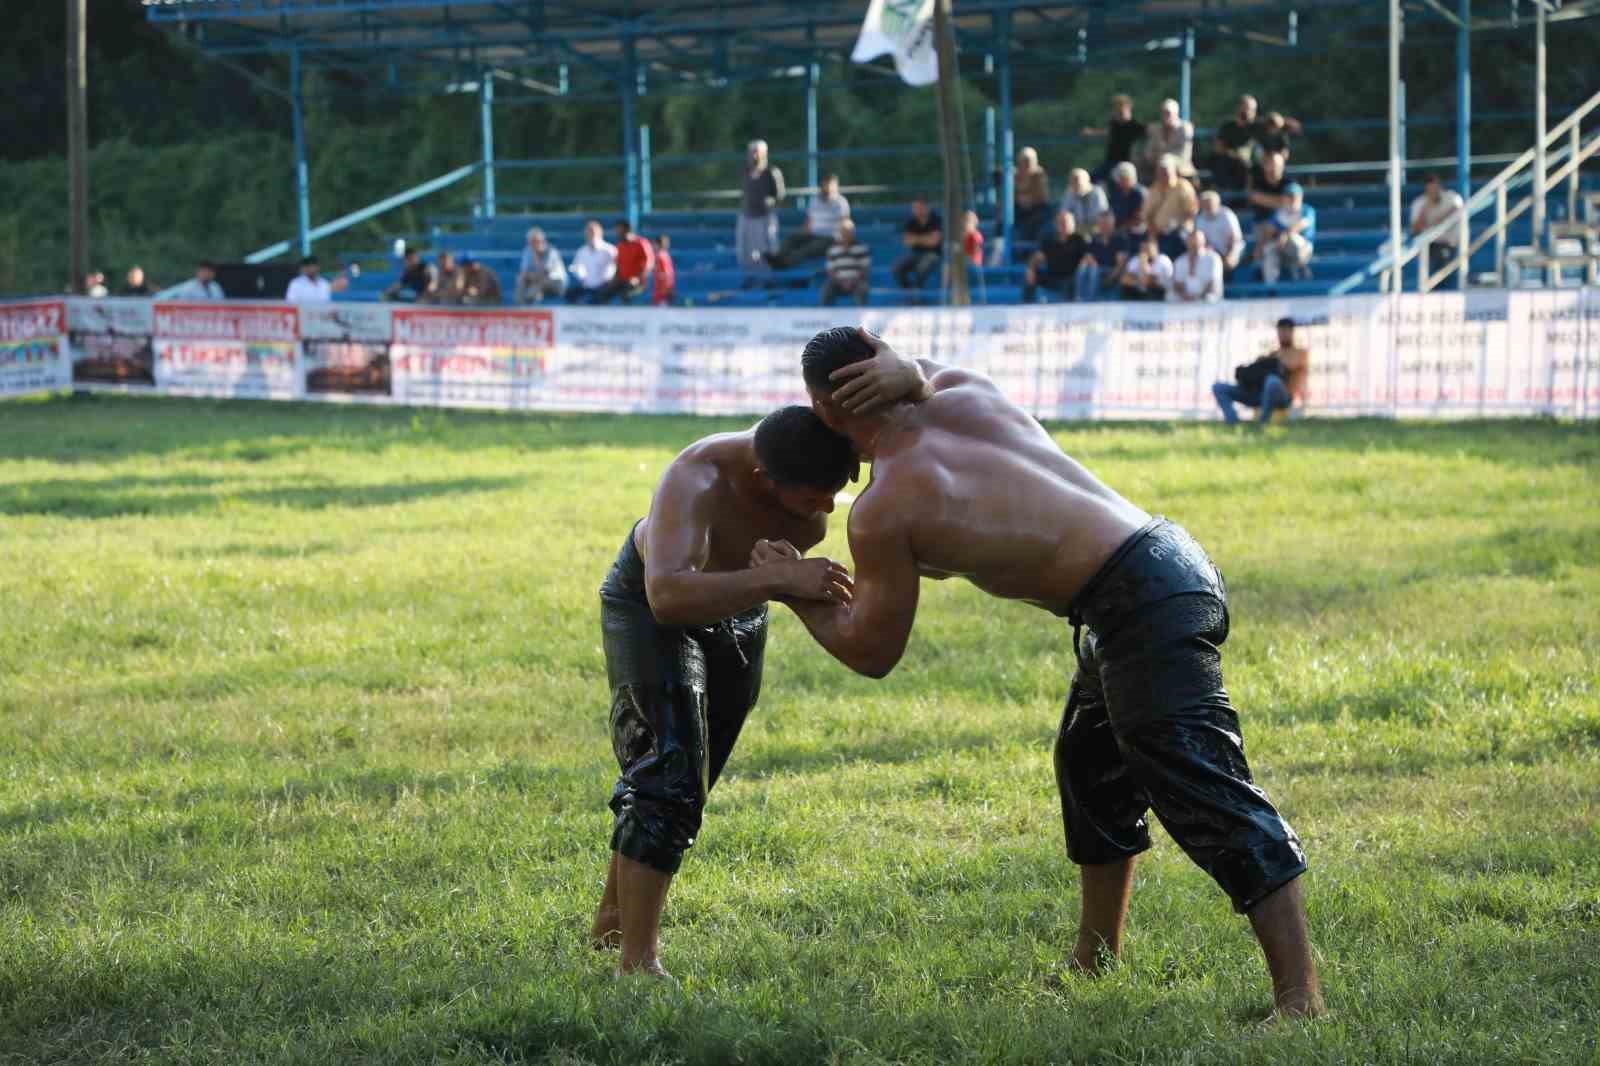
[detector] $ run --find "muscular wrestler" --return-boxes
[761,327,1324,1018]
[592,406,859,978]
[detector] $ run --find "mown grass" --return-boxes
[1,393,1597,1065]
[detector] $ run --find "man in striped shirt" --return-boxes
[821,220,871,307]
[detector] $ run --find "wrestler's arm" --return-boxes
[828,329,1001,414]
[644,461,852,627]
[781,493,918,679]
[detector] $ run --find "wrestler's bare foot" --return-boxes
[590,906,622,951]
[1270,986,1327,1022]
[1068,937,1119,976]
[616,957,674,981]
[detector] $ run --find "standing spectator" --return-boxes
[1076,212,1128,302]
[1195,191,1246,281]
[766,174,849,270]
[457,257,503,306]
[1212,317,1309,424]
[1261,183,1317,284]
[1169,229,1225,303]
[961,210,985,268]
[1105,162,1147,235]
[85,271,109,298]
[566,220,618,304]
[120,265,155,297]
[1410,173,1466,263]
[1014,147,1052,242]
[1118,234,1172,301]
[1060,168,1110,235]
[384,248,436,303]
[822,220,871,307]
[652,234,676,307]
[1145,155,1199,259]
[892,195,943,292]
[285,255,349,303]
[736,139,785,276]
[1248,150,1292,273]
[592,221,655,305]
[423,252,462,304]
[1081,94,1144,182]
[1256,111,1301,159]
[1212,95,1261,191]
[171,260,224,300]
[1023,210,1088,303]
[1142,99,1196,180]
[515,228,567,305]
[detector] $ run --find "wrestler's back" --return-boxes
[870,382,1150,613]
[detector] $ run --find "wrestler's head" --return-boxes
[800,325,876,435]
[753,405,856,519]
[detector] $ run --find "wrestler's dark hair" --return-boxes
[754,405,856,489]
[800,326,874,396]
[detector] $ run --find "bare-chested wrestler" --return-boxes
[757,328,1323,1018]
[590,406,859,978]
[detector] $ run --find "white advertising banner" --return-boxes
[152,302,301,400]
[0,299,70,399]
[389,306,561,409]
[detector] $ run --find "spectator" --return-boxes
[1023,210,1088,303]
[424,252,462,304]
[120,265,155,297]
[457,257,503,306]
[1106,162,1147,234]
[1256,111,1301,159]
[566,220,617,304]
[1076,212,1129,302]
[737,139,785,276]
[766,173,849,270]
[1212,95,1261,191]
[592,220,655,305]
[384,248,437,303]
[1410,173,1466,264]
[85,271,109,298]
[285,255,349,303]
[1169,229,1225,303]
[1195,190,1246,281]
[170,260,224,300]
[962,210,985,268]
[1248,150,1292,272]
[1212,316,1309,424]
[892,194,943,292]
[1261,182,1316,284]
[1145,155,1199,259]
[1081,94,1144,182]
[1061,168,1110,235]
[652,234,676,307]
[822,219,871,307]
[1143,99,1196,181]
[1119,234,1172,301]
[514,228,567,305]
[1014,146,1052,242]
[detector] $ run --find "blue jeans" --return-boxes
[1075,262,1102,302]
[1212,373,1291,424]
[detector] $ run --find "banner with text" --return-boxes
[153,302,301,400]
[0,300,70,399]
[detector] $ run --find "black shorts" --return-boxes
[599,523,768,874]
[1055,517,1307,913]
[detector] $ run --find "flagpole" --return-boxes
[934,0,970,306]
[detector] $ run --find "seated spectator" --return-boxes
[1410,173,1466,264]
[384,248,436,303]
[767,174,850,270]
[1076,212,1130,302]
[1081,94,1144,182]
[1169,229,1225,303]
[1142,99,1196,181]
[285,255,349,303]
[85,271,109,298]
[515,228,567,304]
[1023,210,1088,303]
[652,234,676,307]
[120,265,155,297]
[1256,111,1301,159]
[1195,191,1245,281]
[1260,183,1316,284]
[1119,234,1172,302]
[1145,155,1199,259]
[822,220,871,307]
[892,195,943,292]
[962,210,985,268]
[737,139,785,275]
[1212,95,1261,191]
[565,220,617,304]
[170,260,224,300]
[591,221,654,305]
[1061,168,1110,235]
[423,252,462,304]
[1106,162,1147,234]
[1212,316,1309,425]
[1247,150,1292,272]
[457,257,503,306]
[1014,147,1052,242]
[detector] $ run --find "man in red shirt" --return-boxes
[594,220,656,305]
[651,234,676,307]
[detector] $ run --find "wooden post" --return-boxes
[934,0,969,306]
[67,0,89,294]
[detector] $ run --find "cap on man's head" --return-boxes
[1283,182,1304,198]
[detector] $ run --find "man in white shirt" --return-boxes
[1194,191,1244,280]
[1410,173,1466,263]
[566,219,618,304]
[1118,234,1173,302]
[169,260,225,301]
[767,174,851,270]
[1142,98,1196,181]
[1060,168,1110,235]
[1169,229,1225,302]
[285,256,348,303]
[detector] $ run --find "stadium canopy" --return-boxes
[143,0,1600,259]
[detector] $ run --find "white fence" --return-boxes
[4,292,1597,419]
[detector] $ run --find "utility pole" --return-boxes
[66,0,89,294]
[933,0,969,306]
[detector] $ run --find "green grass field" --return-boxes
[1,393,1597,1065]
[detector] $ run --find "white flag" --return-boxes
[851,0,938,87]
